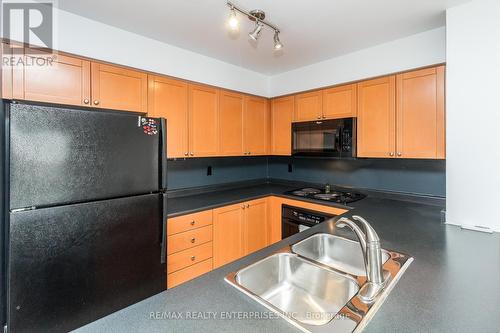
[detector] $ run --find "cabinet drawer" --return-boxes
[167,258,213,289]
[167,210,212,235]
[167,242,212,273]
[167,225,212,254]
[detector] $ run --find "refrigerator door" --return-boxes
[7,194,166,333]
[8,102,161,210]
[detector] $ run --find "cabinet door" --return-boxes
[213,203,244,268]
[244,198,268,255]
[357,76,396,158]
[219,91,244,156]
[1,43,13,99]
[13,48,91,106]
[396,66,445,159]
[244,96,268,155]
[148,76,188,158]
[323,84,357,119]
[270,96,294,155]
[91,63,147,113]
[188,84,219,157]
[294,91,322,121]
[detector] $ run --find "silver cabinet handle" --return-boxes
[389,152,394,157]
[397,152,402,157]
[93,100,100,105]
[184,152,188,156]
[190,152,194,156]
[322,115,326,119]
[247,152,251,155]
[190,237,196,243]
[191,256,196,261]
[190,220,195,226]
[83,99,89,104]
[317,115,321,119]
[246,204,250,208]
[241,205,245,209]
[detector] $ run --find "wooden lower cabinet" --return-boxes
[213,203,245,269]
[244,198,268,255]
[167,259,213,289]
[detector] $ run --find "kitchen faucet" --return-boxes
[336,215,389,302]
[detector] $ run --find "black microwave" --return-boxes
[292,118,356,158]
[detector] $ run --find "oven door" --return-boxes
[292,118,355,158]
[282,219,314,239]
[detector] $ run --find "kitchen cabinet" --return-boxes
[243,96,269,155]
[244,198,268,255]
[322,84,357,119]
[396,66,445,159]
[11,48,91,106]
[91,62,148,113]
[166,209,213,288]
[294,90,323,121]
[148,75,189,158]
[188,84,219,157]
[219,90,244,156]
[1,42,13,99]
[357,75,396,158]
[213,203,245,268]
[270,96,294,155]
[357,66,445,159]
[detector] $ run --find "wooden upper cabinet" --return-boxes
[213,203,244,269]
[294,90,322,121]
[244,198,268,255]
[396,66,445,159]
[244,96,269,155]
[219,91,244,156]
[148,75,188,158]
[323,84,357,119]
[188,84,219,157]
[271,96,294,155]
[12,48,91,106]
[91,63,147,113]
[357,76,396,158]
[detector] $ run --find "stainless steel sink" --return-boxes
[232,253,359,326]
[292,233,390,277]
[226,233,413,333]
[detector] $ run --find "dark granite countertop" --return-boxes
[75,182,500,333]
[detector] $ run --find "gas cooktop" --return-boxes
[284,187,366,204]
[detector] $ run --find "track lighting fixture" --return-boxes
[273,30,283,50]
[227,7,239,31]
[226,1,283,50]
[249,22,264,41]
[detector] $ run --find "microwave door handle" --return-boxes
[336,126,343,153]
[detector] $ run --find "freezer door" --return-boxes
[8,102,161,209]
[7,194,166,333]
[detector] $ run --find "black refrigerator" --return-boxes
[0,101,168,332]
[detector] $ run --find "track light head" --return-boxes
[248,22,264,41]
[227,8,239,31]
[273,31,283,50]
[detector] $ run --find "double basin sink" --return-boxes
[225,233,412,333]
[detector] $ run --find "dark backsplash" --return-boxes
[168,156,446,197]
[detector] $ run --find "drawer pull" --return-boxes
[191,237,196,243]
[190,220,195,226]
[191,256,196,261]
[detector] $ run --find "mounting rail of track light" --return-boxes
[226,1,283,50]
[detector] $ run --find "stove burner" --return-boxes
[300,188,321,194]
[292,190,309,196]
[313,193,340,200]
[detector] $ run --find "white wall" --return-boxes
[269,27,446,96]
[446,0,500,232]
[1,7,270,97]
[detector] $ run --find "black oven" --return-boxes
[282,205,336,239]
[292,118,356,158]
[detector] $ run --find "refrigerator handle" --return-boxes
[160,193,167,264]
[160,118,168,190]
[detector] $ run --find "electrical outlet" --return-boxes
[207,166,212,176]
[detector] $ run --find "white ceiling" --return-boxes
[56,0,469,75]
